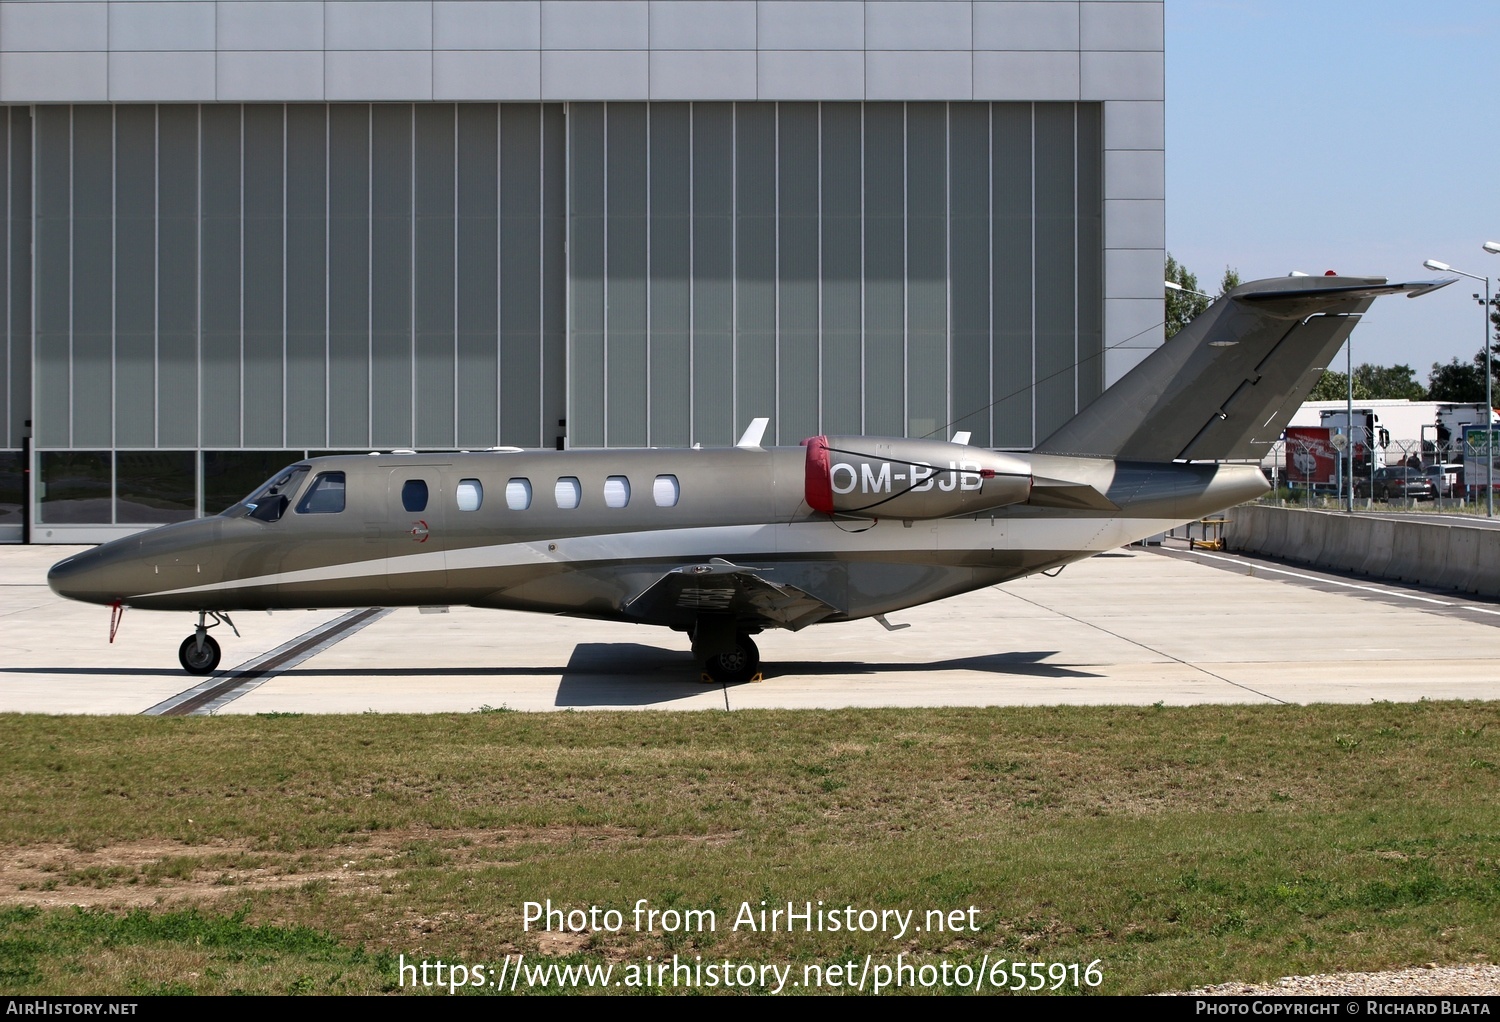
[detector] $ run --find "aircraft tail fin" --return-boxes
[1032,275,1453,463]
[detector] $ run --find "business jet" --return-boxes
[47,273,1449,683]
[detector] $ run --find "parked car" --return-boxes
[1355,467,1437,501]
[1425,463,1464,498]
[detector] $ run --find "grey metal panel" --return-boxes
[651,1,756,49]
[0,53,108,103]
[216,52,326,102]
[455,103,497,449]
[906,103,946,437]
[974,2,1081,50]
[433,51,542,101]
[156,105,198,447]
[648,103,690,446]
[866,2,972,50]
[758,1,862,50]
[1103,147,1162,200]
[327,104,370,448]
[285,104,328,448]
[973,51,1079,101]
[866,52,972,101]
[110,2,215,50]
[501,104,543,445]
[242,104,285,447]
[990,102,1031,448]
[1032,103,1074,441]
[326,1,435,49]
[541,51,649,101]
[541,103,566,448]
[605,102,647,447]
[1103,197,1162,250]
[541,0,648,49]
[434,2,542,48]
[7,109,31,449]
[691,102,732,445]
[1079,51,1162,102]
[756,50,864,101]
[734,103,776,429]
[71,106,112,448]
[114,105,156,448]
[819,102,860,435]
[649,51,757,102]
[414,104,455,448]
[34,106,70,447]
[217,2,325,50]
[776,103,818,443]
[0,111,8,447]
[949,102,990,444]
[1080,1,1162,51]
[0,3,107,51]
[370,103,414,447]
[1076,101,1102,406]
[327,52,435,102]
[567,103,604,445]
[108,51,216,102]
[1102,99,1162,150]
[862,102,902,438]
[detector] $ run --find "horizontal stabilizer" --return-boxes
[1034,275,1455,463]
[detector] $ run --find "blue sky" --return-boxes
[1166,0,1500,379]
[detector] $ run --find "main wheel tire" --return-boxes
[703,634,760,685]
[178,634,221,675]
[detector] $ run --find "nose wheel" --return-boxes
[177,610,237,675]
[178,634,222,675]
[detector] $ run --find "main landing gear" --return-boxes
[178,611,238,675]
[692,617,762,684]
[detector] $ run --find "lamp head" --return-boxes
[1424,259,1451,272]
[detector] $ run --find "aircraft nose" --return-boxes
[47,543,136,606]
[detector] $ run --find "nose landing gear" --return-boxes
[178,611,238,675]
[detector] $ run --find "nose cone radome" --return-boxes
[47,544,128,605]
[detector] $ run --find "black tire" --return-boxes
[178,634,221,675]
[703,634,760,685]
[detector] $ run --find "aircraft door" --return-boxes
[385,468,448,596]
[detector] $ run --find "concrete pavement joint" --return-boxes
[995,585,1290,705]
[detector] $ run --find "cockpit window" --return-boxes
[232,464,310,523]
[296,472,347,514]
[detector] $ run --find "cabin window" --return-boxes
[603,475,630,508]
[554,477,581,509]
[401,479,429,513]
[296,471,346,514]
[505,478,532,510]
[457,479,483,511]
[653,474,680,507]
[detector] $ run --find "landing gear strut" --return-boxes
[692,616,761,684]
[177,611,237,675]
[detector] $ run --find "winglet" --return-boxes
[736,417,770,450]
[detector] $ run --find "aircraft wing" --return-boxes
[623,558,842,631]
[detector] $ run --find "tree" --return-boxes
[1164,256,1243,339]
[1308,362,1425,402]
[1428,357,1486,402]
[1164,253,1209,339]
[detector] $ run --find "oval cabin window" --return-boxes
[456,479,483,511]
[554,477,581,510]
[603,476,630,508]
[505,478,532,511]
[653,474,680,508]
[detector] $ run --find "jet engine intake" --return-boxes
[802,436,1032,519]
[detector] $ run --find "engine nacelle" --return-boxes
[802,436,1032,519]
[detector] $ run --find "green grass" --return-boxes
[0,702,1497,994]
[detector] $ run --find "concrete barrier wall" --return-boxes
[1225,504,1500,598]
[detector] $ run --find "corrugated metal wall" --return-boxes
[29,102,567,454]
[567,101,1103,450]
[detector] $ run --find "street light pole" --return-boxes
[1425,258,1495,517]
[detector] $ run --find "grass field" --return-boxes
[1,701,1497,995]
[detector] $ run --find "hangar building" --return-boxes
[0,0,1165,542]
